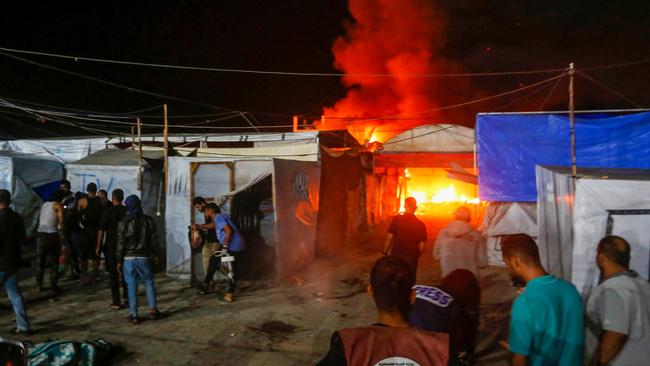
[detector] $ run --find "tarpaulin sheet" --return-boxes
[273,159,320,280]
[0,152,64,234]
[165,156,273,276]
[477,112,650,201]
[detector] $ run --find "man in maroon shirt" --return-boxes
[382,197,427,278]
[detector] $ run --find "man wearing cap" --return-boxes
[433,206,486,278]
[0,190,31,335]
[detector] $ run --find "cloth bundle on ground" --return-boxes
[28,339,115,366]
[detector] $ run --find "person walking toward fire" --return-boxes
[433,206,486,278]
[382,197,427,278]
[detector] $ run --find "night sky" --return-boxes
[1,0,649,138]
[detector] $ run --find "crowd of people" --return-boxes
[320,198,650,366]
[0,181,245,334]
[1,184,649,365]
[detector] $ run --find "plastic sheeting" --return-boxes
[0,138,106,163]
[0,152,64,234]
[477,112,650,202]
[165,156,274,276]
[536,166,575,279]
[382,124,474,153]
[482,202,537,266]
[571,174,650,297]
[273,159,320,280]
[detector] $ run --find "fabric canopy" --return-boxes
[477,112,650,202]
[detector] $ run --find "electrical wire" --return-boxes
[342,72,568,124]
[0,50,242,113]
[0,46,574,78]
[576,71,643,108]
[2,46,649,78]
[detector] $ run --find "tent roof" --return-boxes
[69,148,164,167]
[381,124,474,153]
[0,150,61,163]
[540,166,650,181]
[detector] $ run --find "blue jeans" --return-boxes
[0,272,30,331]
[123,258,157,317]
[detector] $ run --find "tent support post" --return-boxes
[163,104,169,192]
[137,117,143,191]
[569,62,577,180]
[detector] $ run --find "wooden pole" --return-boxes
[137,117,143,191]
[569,63,577,180]
[163,104,169,192]
[131,126,136,150]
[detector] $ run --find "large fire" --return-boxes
[400,168,480,216]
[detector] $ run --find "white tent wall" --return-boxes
[165,156,274,277]
[482,202,537,266]
[66,165,139,197]
[536,166,575,279]
[572,178,650,297]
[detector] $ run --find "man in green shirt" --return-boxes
[502,234,584,366]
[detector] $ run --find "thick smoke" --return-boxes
[322,0,465,144]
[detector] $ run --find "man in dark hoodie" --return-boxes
[0,190,31,334]
[116,195,162,324]
[433,206,486,278]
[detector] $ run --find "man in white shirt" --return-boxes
[586,235,650,366]
[433,206,485,277]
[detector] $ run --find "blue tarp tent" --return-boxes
[476,112,650,202]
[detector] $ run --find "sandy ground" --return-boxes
[0,224,517,365]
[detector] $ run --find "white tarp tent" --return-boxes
[165,152,320,280]
[537,166,650,297]
[0,151,64,234]
[65,149,166,252]
[381,124,475,153]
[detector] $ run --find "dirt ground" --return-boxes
[0,221,517,365]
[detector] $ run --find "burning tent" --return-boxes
[370,124,480,223]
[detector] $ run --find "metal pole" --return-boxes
[569,63,577,180]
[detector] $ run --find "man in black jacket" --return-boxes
[0,190,31,334]
[117,195,162,324]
